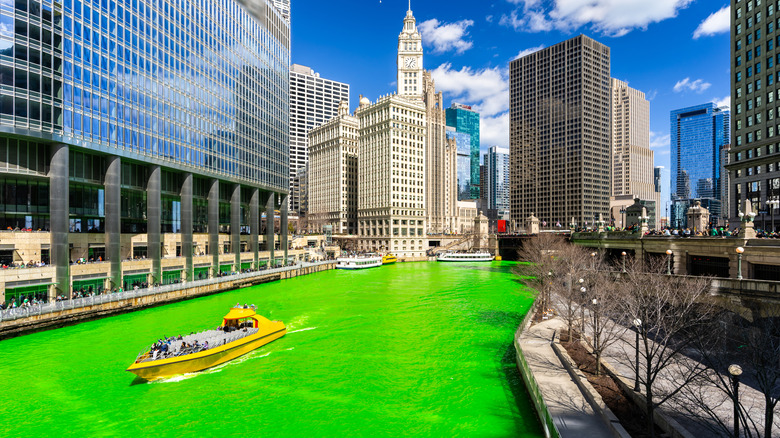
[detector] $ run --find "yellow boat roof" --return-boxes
[223,308,256,320]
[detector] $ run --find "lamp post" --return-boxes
[545,271,552,315]
[728,364,743,438]
[769,199,779,233]
[666,249,673,275]
[621,251,627,273]
[736,247,745,280]
[591,298,599,352]
[590,252,596,270]
[620,208,626,229]
[579,281,586,339]
[633,318,642,392]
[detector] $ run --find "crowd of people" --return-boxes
[1,260,46,269]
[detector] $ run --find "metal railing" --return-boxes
[0,261,332,323]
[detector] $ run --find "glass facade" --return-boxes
[446,128,471,201]
[670,103,730,227]
[445,104,480,199]
[484,146,509,219]
[1,0,289,191]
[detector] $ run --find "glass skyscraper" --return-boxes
[445,103,479,199]
[484,146,509,220]
[0,0,290,304]
[670,103,730,227]
[446,127,471,201]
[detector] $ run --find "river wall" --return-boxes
[513,302,560,438]
[0,262,335,340]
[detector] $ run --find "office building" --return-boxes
[422,71,450,234]
[289,64,349,214]
[0,0,290,304]
[446,103,480,199]
[727,1,780,230]
[484,146,510,221]
[271,0,290,23]
[670,103,730,227]
[654,166,670,226]
[446,128,472,201]
[355,95,426,257]
[610,79,659,228]
[308,101,358,234]
[509,35,612,229]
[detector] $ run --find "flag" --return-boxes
[556,221,561,227]
[542,221,547,226]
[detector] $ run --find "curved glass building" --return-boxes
[0,0,290,304]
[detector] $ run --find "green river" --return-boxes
[0,261,542,437]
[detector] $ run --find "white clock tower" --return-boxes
[397,2,423,99]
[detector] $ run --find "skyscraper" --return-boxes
[0,0,290,304]
[728,1,780,230]
[422,71,450,234]
[446,103,480,199]
[484,146,510,221]
[308,102,359,234]
[288,64,350,215]
[670,103,730,227]
[446,128,472,201]
[610,78,659,228]
[509,35,612,229]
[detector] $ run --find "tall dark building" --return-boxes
[727,1,780,231]
[509,35,612,229]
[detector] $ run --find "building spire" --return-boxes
[408,0,411,11]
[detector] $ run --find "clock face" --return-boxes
[405,57,417,69]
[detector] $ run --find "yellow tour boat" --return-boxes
[382,253,397,264]
[126,307,286,380]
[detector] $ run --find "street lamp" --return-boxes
[633,318,642,392]
[728,364,743,438]
[621,251,627,273]
[590,252,596,270]
[666,249,673,275]
[591,298,599,352]
[579,283,586,339]
[620,208,627,229]
[736,247,745,280]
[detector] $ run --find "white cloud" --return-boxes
[693,6,729,39]
[712,96,731,109]
[430,63,509,117]
[673,77,711,93]
[418,19,475,54]
[485,15,494,23]
[514,45,546,60]
[650,131,671,156]
[480,112,510,148]
[500,0,693,37]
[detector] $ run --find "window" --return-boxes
[748,66,754,77]
[738,55,743,66]
[737,71,743,82]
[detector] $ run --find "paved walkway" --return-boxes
[518,318,613,438]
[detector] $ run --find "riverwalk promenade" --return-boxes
[516,317,613,438]
[0,261,335,339]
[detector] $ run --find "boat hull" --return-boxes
[127,324,286,380]
[335,256,383,269]
[436,254,494,262]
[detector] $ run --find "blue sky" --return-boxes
[290,0,730,182]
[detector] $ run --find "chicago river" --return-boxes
[0,262,542,437]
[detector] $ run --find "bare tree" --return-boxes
[615,257,715,438]
[584,268,626,376]
[515,233,567,316]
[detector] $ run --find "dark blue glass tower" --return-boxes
[445,103,480,200]
[670,103,730,228]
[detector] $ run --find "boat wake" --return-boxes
[287,327,317,334]
[149,351,273,384]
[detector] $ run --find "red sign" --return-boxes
[497,220,507,233]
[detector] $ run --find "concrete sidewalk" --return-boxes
[518,317,613,438]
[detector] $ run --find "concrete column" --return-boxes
[281,195,289,265]
[250,188,259,270]
[181,173,193,282]
[104,156,121,290]
[266,192,275,267]
[49,143,69,299]
[208,179,219,277]
[147,165,161,285]
[231,184,241,271]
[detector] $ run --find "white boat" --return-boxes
[336,254,383,270]
[436,251,494,262]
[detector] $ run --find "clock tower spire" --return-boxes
[397,4,423,99]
